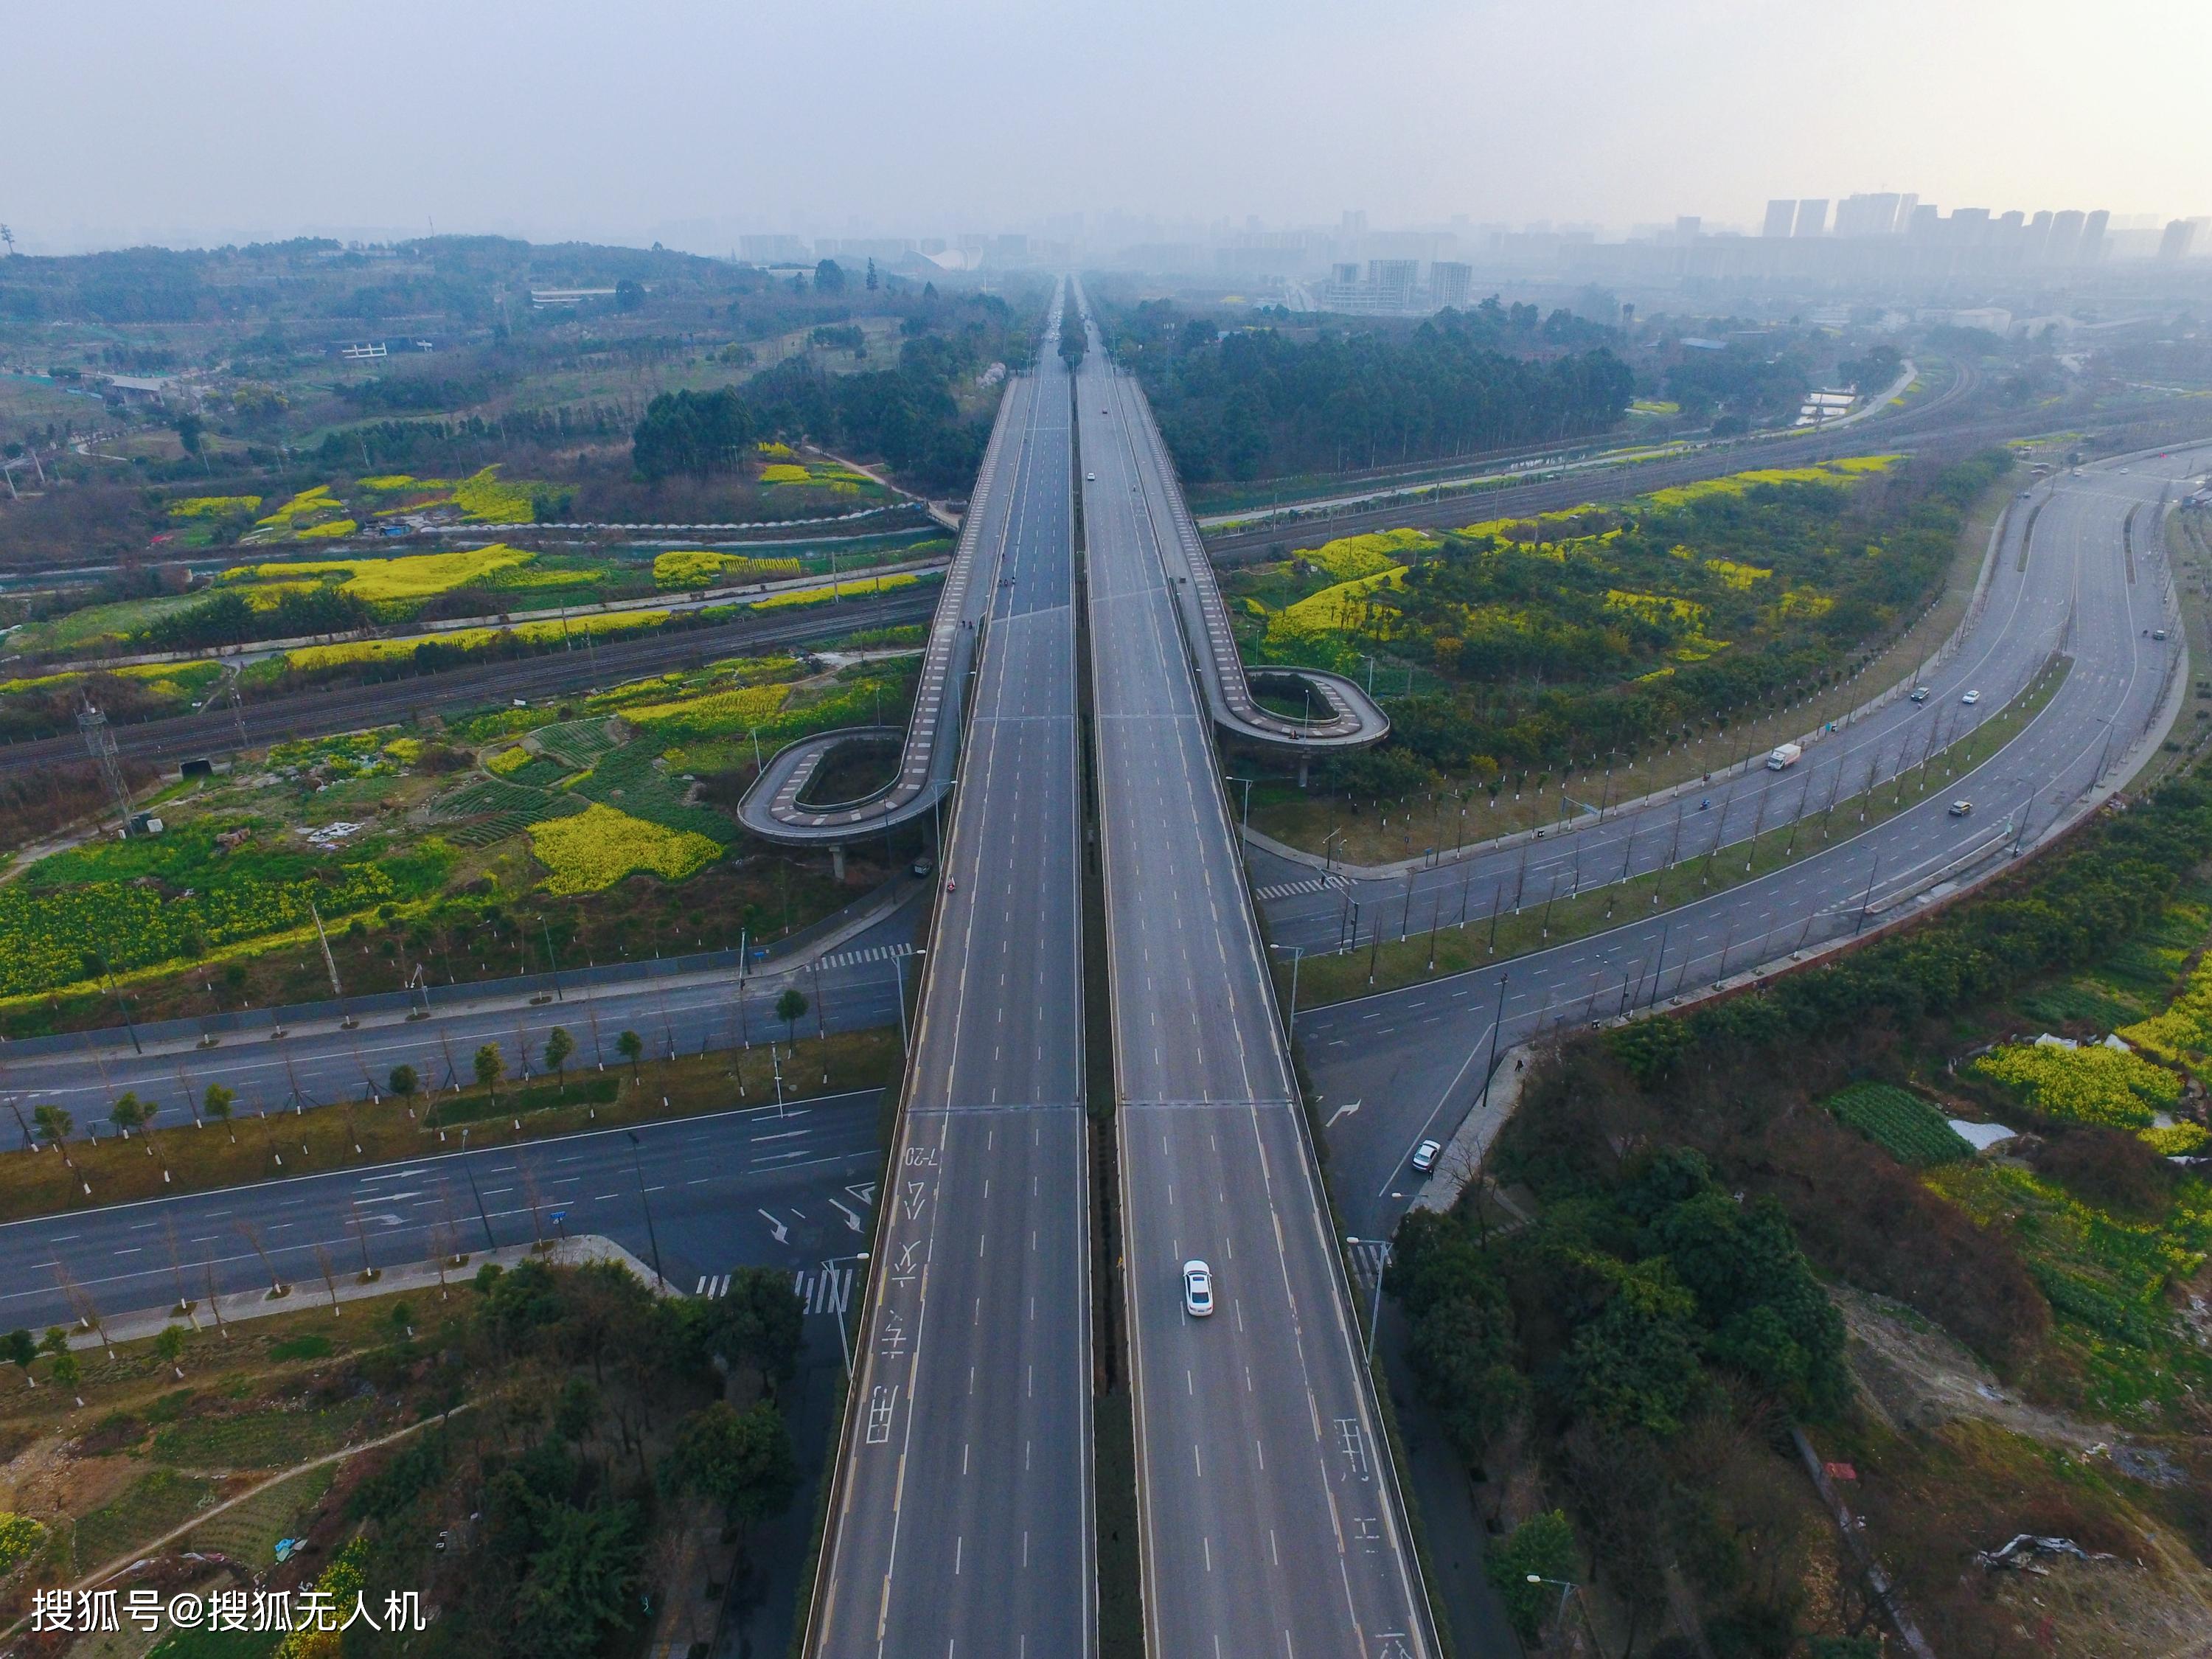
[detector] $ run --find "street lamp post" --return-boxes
[1227,776,1254,840]
[1345,1235,1387,1363]
[893,949,925,1055]
[821,1250,870,1376]
[458,1128,496,1253]
[1526,1574,1582,1641]
[1269,943,1304,1042]
[625,1130,666,1293]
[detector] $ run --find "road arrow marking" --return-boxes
[1326,1099,1363,1126]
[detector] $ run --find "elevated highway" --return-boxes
[1078,290,1439,1659]
[804,289,1093,1658]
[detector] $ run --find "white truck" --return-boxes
[1765,742,1804,771]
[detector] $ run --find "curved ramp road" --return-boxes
[1287,448,2205,1242]
[807,291,1093,1659]
[1077,290,1438,1659]
[735,385,1029,847]
[1262,456,2193,961]
[1108,373,1391,757]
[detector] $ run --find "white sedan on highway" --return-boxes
[1182,1260,1214,1318]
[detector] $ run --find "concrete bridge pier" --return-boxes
[830,842,846,880]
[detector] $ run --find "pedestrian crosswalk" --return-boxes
[693,1265,855,1316]
[1253,874,1349,902]
[796,1265,855,1316]
[1345,1239,1394,1298]
[818,942,917,973]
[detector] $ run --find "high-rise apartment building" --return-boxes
[2046,210,2084,262]
[1368,259,1418,303]
[1793,198,1829,237]
[1834,193,1904,237]
[1428,260,1472,309]
[2079,210,2110,261]
[1763,199,1797,237]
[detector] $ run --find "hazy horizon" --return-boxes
[2,0,2204,256]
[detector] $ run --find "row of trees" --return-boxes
[1110,303,1635,481]
[633,321,1020,493]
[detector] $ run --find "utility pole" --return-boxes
[78,701,133,837]
[224,669,249,754]
[309,901,357,1029]
[627,1130,667,1291]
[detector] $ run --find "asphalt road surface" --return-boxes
[0,1088,883,1335]
[1290,448,2207,1240]
[1,928,919,1138]
[809,291,1093,1659]
[1077,291,1438,1659]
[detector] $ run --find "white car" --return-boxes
[1182,1260,1214,1318]
[1961,689,1980,705]
[1411,1138,1443,1172]
[1086,473,1096,481]
[1949,800,1973,817]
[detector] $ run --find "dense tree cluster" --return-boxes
[630,387,757,482]
[1107,301,1633,480]
[1662,347,1810,422]
[139,583,372,652]
[1397,1144,1848,1646]
[341,1258,803,1659]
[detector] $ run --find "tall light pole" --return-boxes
[1345,1235,1388,1363]
[625,1130,666,1293]
[457,1128,496,1252]
[1269,943,1304,1042]
[822,1250,870,1375]
[894,949,925,1055]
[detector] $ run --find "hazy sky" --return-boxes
[6,0,2204,252]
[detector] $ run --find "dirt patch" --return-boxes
[1990,1545,2212,1659]
[1840,1285,2112,1449]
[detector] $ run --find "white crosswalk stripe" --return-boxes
[1345,1239,1394,1298]
[1253,874,1349,902]
[793,1266,855,1316]
[695,1267,853,1316]
[817,942,918,972]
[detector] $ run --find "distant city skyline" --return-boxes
[1,0,2204,257]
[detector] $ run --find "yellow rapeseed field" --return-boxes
[528,803,720,894]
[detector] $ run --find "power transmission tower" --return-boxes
[223,668,248,751]
[77,700,133,837]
